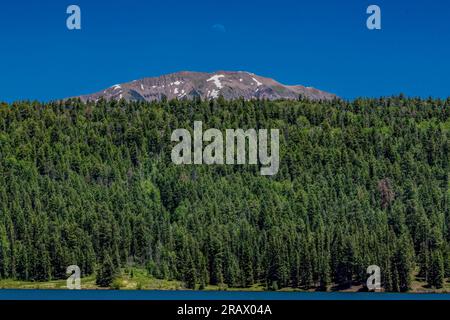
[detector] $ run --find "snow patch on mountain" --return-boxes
[207,74,225,89]
[252,77,262,87]
[210,89,220,98]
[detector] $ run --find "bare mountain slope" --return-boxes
[76,71,336,102]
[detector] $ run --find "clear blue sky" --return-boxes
[0,0,449,102]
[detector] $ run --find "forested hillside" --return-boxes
[0,96,449,291]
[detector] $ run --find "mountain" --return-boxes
[76,71,336,102]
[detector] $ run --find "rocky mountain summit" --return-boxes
[77,71,336,102]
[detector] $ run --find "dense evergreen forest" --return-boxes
[0,96,449,292]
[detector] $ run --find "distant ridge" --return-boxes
[75,71,336,102]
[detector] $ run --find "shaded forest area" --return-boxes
[0,96,449,291]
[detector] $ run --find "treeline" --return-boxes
[0,96,449,291]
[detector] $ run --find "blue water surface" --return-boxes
[1,290,450,301]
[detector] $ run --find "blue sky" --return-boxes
[0,0,449,102]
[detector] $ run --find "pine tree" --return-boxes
[96,254,116,288]
[394,233,414,292]
[184,257,197,290]
[0,225,10,278]
[428,250,444,289]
